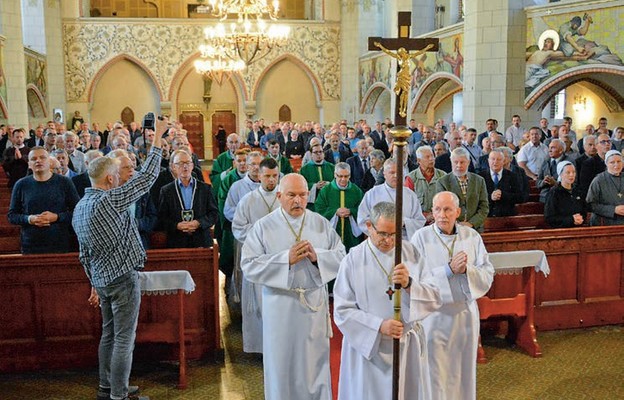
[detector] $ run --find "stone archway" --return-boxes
[360,83,393,114]
[410,72,463,115]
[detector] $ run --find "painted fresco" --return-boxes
[25,50,47,99]
[526,8,624,96]
[409,34,463,104]
[359,54,392,106]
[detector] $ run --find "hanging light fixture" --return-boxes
[196,0,290,66]
[194,43,246,85]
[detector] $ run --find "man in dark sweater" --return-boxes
[8,147,80,253]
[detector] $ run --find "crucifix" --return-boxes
[367,12,439,400]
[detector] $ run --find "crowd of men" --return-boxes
[4,113,624,400]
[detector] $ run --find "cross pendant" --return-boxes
[618,193,623,198]
[386,287,395,300]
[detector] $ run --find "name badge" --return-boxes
[181,210,194,222]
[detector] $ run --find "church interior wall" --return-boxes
[20,0,46,55]
[254,58,318,123]
[89,59,160,126]
[564,83,624,132]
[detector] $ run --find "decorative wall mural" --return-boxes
[63,21,341,103]
[358,54,392,105]
[526,8,624,96]
[409,33,463,104]
[25,49,47,99]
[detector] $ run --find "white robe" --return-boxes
[357,183,426,239]
[224,174,261,222]
[224,175,261,304]
[231,187,279,353]
[241,208,346,400]
[410,224,494,400]
[334,239,447,400]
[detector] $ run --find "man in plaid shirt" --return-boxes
[72,118,165,400]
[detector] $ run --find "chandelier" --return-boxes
[196,0,290,66]
[194,44,246,85]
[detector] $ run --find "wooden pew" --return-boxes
[0,247,221,373]
[482,225,624,331]
[483,214,548,232]
[515,201,544,215]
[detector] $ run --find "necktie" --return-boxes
[493,172,499,187]
[551,159,557,175]
[362,158,368,171]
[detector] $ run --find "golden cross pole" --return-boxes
[367,11,439,400]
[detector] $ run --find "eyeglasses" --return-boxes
[174,161,193,167]
[370,222,396,239]
[335,174,350,179]
[600,140,612,145]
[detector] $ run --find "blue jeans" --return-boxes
[96,270,141,400]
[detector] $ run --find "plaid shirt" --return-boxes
[72,147,162,287]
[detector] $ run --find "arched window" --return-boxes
[279,104,291,122]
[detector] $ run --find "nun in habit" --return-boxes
[586,150,624,226]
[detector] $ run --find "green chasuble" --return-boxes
[299,161,335,211]
[217,169,242,276]
[210,151,234,201]
[315,180,364,252]
[268,154,293,175]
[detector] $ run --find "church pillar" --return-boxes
[462,0,539,130]
[1,0,29,128]
[45,0,66,121]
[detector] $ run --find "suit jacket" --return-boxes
[158,179,219,248]
[2,146,31,188]
[247,129,265,147]
[346,155,368,188]
[324,148,351,164]
[537,155,571,202]
[375,139,392,159]
[136,192,158,249]
[71,172,91,198]
[579,155,605,197]
[479,169,523,217]
[434,152,476,174]
[26,136,45,148]
[436,172,489,230]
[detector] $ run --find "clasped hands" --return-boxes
[177,220,200,234]
[29,211,58,227]
[380,263,411,339]
[335,207,351,218]
[449,251,468,274]
[288,240,318,265]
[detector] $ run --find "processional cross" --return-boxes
[367,12,439,400]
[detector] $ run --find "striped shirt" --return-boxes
[72,147,162,287]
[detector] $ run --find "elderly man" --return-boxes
[8,147,80,254]
[575,134,597,179]
[358,158,426,239]
[72,119,165,400]
[158,149,218,248]
[436,148,489,230]
[406,145,446,222]
[346,139,370,188]
[299,143,335,211]
[210,133,241,200]
[537,139,570,202]
[517,127,549,180]
[435,130,467,173]
[51,149,78,178]
[232,158,280,354]
[579,133,611,197]
[315,162,364,252]
[586,150,624,226]
[410,191,494,400]
[477,136,493,173]
[241,173,346,400]
[479,148,523,216]
[334,201,446,400]
[64,132,87,174]
[26,126,45,148]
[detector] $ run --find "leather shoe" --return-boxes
[96,386,139,400]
